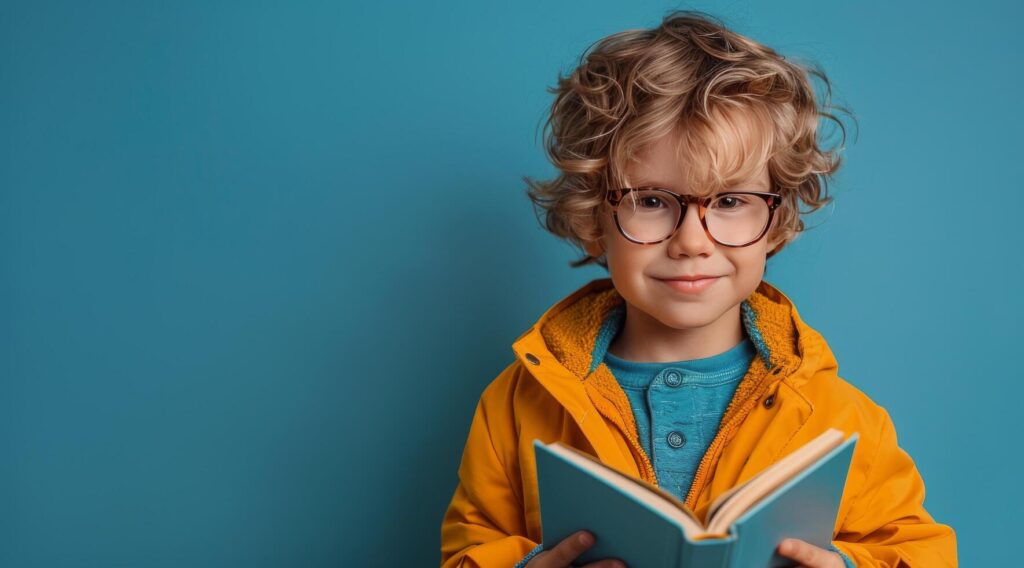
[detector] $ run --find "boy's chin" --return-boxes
[647,303,734,330]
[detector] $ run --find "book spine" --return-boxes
[679,539,731,568]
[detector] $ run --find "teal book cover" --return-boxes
[533,431,858,568]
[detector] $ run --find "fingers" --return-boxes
[583,560,628,568]
[534,531,627,568]
[538,530,595,567]
[777,538,838,568]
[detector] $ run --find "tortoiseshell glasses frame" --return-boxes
[606,187,782,247]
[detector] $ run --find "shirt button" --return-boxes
[667,431,686,448]
[664,370,682,387]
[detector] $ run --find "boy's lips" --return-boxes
[656,275,721,293]
[659,274,720,281]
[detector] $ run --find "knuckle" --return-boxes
[795,547,816,563]
[543,531,592,566]
[552,541,578,560]
[544,548,566,564]
[535,551,558,567]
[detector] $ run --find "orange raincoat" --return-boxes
[440,278,957,567]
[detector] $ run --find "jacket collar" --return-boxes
[512,277,804,385]
[510,277,820,487]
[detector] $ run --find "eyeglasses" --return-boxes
[606,187,782,247]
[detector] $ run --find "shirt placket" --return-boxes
[647,366,705,501]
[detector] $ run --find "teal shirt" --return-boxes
[604,340,755,500]
[597,304,756,501]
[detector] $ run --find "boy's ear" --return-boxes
[583,212,609,258]
[583,236,605,258]
[766,231,788,257]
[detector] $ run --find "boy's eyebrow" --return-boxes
[630,179,673,188]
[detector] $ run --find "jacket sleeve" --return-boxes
[831,408,958,567]
[440,388,541,567]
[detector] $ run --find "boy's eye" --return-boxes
[712,194,753,210]
[638,195,668,209]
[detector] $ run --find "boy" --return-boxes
[440,10,956,567]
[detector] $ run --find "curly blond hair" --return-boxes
[524,9,856,269]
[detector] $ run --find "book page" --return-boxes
[705,474,756,523]
[704,429,845,536]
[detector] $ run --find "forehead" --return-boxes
[623,106,773,195]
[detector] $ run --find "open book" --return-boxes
[533,428,857,567]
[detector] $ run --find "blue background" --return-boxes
[2,1,1019,566]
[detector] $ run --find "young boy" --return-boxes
[440,10,956,568]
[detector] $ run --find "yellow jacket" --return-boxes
[440,278,957,567]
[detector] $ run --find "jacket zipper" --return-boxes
[682,368,782,512]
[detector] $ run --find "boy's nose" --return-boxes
[667,203,716,257]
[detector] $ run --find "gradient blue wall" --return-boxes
[2,1,1018,566]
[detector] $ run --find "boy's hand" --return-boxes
[525,530,627,568]
[776,538,845,568]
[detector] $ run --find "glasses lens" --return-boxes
[616,191,771,245]
[616,189,680,242]
[705,193,771,246]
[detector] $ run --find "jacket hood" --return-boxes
[513,276,835,386]
[510,277,840,493]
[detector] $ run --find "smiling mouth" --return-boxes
[657,276,721,293]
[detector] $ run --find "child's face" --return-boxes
[584,125,784,333]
